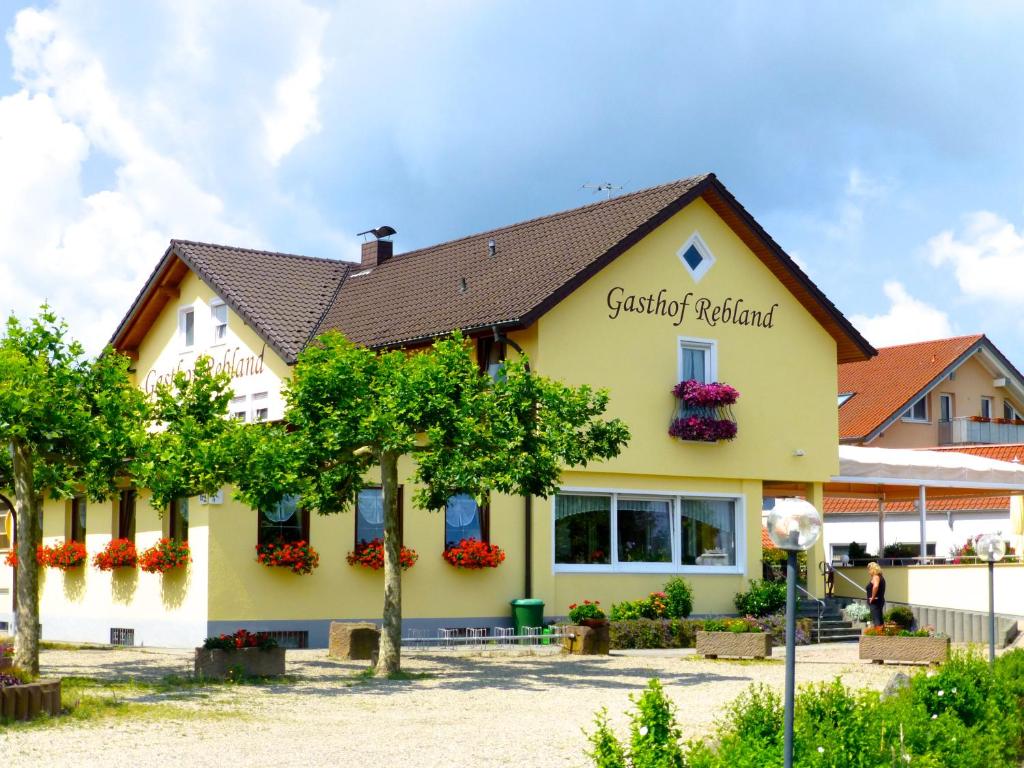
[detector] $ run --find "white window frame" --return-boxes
[179,306,196,350]
[902,396,928,423]
[939,393,953,423]
[551,486,746,575]
[1003,401,1018,421]
[676,230,716,283]
[678,336,717,384]
[981,396,993,419]
[251,392,269,422]
[230,395,248,422]
[211,300,227,344]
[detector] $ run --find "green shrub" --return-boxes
[662,577,693,619]
[609,619,701,650]
[884,605,915,630]
[610,598,655,621]
[585,680,684,768]
[733,580,786,617]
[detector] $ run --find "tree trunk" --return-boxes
[11,440,40,675]
[375,450,402,676]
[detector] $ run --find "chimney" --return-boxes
[361,239,393,268]
[356,225,397,268]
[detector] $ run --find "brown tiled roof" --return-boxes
[112,174,875,365]
[838,335,985,443]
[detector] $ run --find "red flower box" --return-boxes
[3,546,47,568]
[40,541,87,570]
[138,538,191,574]
[92,538,138,570]
[346,538,418,570]
[442,538,506,569]
[255,540,320,575]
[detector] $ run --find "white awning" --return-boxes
[834,445,1024,492]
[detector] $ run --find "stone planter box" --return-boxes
[194,647,286,679]
[696,631,771,659]
[328,622,380,661]
[0,679,61,721]
[562,623,610,655]
[859,635,949,665]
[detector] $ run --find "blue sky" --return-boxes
[2,1,1024,360]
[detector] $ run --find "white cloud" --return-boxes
[823,167,894,242]
[851,281,954,347]
[926,211,1024,303]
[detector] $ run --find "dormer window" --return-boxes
[211,301,227,343]
[180,307,195,349]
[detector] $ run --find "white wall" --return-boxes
[824,510,1012,561]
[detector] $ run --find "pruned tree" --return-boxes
[233,330,629,675]
[0,308,148,673]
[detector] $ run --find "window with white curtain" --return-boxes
[553,490,743,572]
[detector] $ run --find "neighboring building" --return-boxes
[824,336,1024,562]
[0,174,873,647]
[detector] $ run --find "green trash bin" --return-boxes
[510,598,545,636]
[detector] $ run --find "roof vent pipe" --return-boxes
[487,238,496,257]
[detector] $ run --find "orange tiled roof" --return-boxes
[825,495,1009,515]
[929,443,1024,463]
[838,335,984,442]
[761,526,777,550]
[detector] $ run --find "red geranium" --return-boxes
[4,546,47,568]
[442,538,506,569]
[346,538,418,570]
[255,539,320,575]
[202,629,278,651]
[138,538,190,574]
[40,540,88,570]
[92,538,138,571]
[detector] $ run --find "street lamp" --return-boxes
[976,533,1006,667]
[767,498,822,768]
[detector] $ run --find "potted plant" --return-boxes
[194,629,285,679]
[138,538,191,574]
[92,538,138,571]
[442,538,506,569]
[39,540,87,570]
[255,540,320,574]
[668,380,739,443]
[859,624,949,665]
[696,617,772,659]
[565,600,609,655]
[346,538,418,570]
[568,600,607,627]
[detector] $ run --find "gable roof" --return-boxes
[112,174,875,365]
[838,335,986,443]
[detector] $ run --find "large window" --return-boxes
[70,496,87,543]
[117,489,136,541]
[445,494,488,548]
[356,487,402,545]
[258,495,309,546]
[169,497,188,542]
[554,490,742,572]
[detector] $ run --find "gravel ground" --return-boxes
[2,643,920,767]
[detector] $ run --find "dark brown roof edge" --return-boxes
[109,241,177,349]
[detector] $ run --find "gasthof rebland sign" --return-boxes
[605,287,779,330]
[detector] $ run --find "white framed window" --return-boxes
[211,300,227,343]
[552,487,744,574]
[230,396,248,421]
[981,397,993,419]
[678,337,717,384]
[179,306,195,349]
[676,231,716,283]
[252,392,269,422]
[1004,401,1018,421]
[902,396,928,422]
[939,393,953,422]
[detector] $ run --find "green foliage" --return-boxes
[609,616,811,649]
[585,680,684,768]
[588,709,627,768]
[662,578,693,619]
[884,606,915,630]
[733,580,786,617]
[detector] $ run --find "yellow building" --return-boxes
[0,174,873,647]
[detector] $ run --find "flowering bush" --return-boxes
[702,617,763,633]
[92,538,138,571]
[202,628,279,651]
[346,538,418,570]
[668,416,738,442]
[671,380,739,407]
[0,672,23,689]
[864,623,937,638]
[950,533,1015,562]
[138,538,191,574]
[568,599,606,623]
[256,540,320,575]
[844,602,871,623]
[442,538,506,569]
[40,540,87,570]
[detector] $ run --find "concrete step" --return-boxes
[815,626,862,639]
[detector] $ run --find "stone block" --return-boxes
[562,623,610,655]
[328,622,380,661]
[194,647,286,679]
[696,631,771,659]
[859,635,949,665]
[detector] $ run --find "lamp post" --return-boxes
[976,533,1006,667]
[767,498,822,768]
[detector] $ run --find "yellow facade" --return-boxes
[26,192,846,646]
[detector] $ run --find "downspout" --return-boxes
[492,326,533,598]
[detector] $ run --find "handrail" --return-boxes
[795,583,824,643]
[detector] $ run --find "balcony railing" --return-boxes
[937,416,1024,445]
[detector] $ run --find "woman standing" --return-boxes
[865,561,886,626]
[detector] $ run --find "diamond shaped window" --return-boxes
[677,232,715,282]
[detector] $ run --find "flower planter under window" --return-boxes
[669,380,739,443]
[138,538,190,574]
[442,538,506,569]
[696,631,771,659]
[346,538,418,570]
[255,540,320,574]
[40,541,87,570]
[92,538,138,571]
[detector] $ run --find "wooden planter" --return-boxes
[194,647,286,679]
[859,635,949,665]
[0,679,61,721]
[696,631,771,659]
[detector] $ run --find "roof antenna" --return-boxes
[581,182,625,200]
